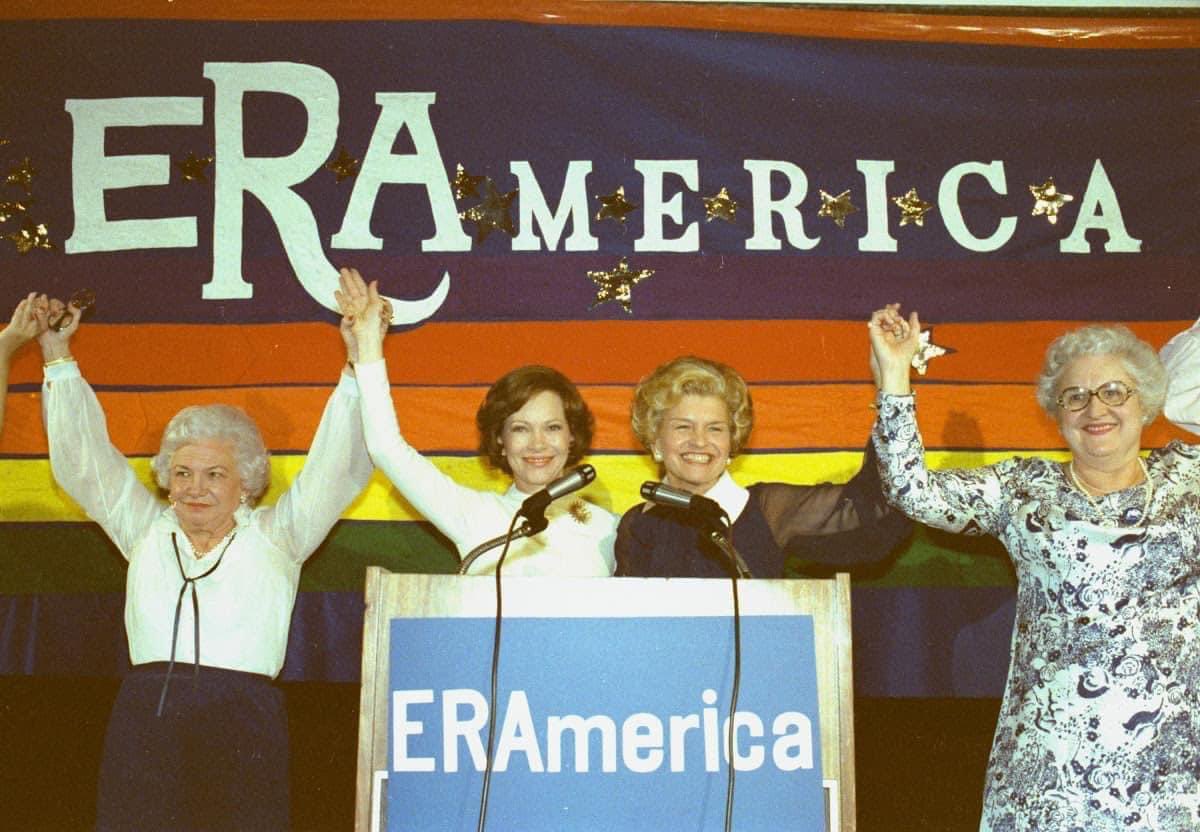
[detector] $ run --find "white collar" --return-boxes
[701,471,750,523]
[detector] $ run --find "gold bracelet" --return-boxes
[43,356,76,368]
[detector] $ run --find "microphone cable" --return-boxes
[714,520,744,832]
[474,510,522,832]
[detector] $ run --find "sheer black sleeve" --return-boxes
[754,442,911,568]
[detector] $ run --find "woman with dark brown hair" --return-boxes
[338,268,616,576]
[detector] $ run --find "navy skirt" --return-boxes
[96,663,290,831]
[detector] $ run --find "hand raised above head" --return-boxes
[37,295,82,362]
[867,303,922,394]
[1,292,45,352]
[334,267,389,363]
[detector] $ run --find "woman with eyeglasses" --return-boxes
[868,304,1200,832]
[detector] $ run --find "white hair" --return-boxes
[1035,324,1166,423]
[151,404,270,501]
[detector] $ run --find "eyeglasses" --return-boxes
[1055,380,1137,412]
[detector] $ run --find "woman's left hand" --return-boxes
[334,267,389,364]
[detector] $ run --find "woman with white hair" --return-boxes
[868,304,1200,831]
[37,294,373,830]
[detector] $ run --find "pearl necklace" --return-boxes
[1068,457,1153,528]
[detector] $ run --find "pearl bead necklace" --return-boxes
[1068,457,1153,528]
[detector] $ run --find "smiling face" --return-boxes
[653,393,732,495]
[1055,353,1146,472]
[168,438,245,538]
[500,390,572,494]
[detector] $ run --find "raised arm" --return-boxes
[337,268,501,549]
[259,281,375,561]
[1160,315,1200,435]
[0,293,42,435]
[38,296,160,556]
[868,303,1009,537]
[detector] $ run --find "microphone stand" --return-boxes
[706,529,752,580]
[473,505,550,832]
[457,515,549,575]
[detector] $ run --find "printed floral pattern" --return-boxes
[874,394,1200,832]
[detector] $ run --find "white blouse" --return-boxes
[43,362,373,678]
[355,359,616,577]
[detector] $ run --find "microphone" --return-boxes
[519,464,597,518]
[640,481,725,520]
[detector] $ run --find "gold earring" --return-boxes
[652,449,663,462]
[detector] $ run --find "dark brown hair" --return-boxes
[476,365,594,474]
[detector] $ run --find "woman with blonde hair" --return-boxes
[616,355,908,577]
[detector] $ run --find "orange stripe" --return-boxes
[5,320,1189,388]
[1,2,1195,49]
[4,382,1192,456]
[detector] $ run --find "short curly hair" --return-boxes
[151,404,270,502]
[1035,324,1166,424]
[630,356,754,455]
[476,366,594,474]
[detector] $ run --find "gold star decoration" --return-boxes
[911,329,954,375]
[817,188,858,228]
[176,153,213,184]
[595,186,638,225]
[892,188,934,227]
[702,186,738,223]
[452,163,485,200]
[325,147,361,183]
[567,499,591,525]
[0,199,27,223]
[1029,178,1074,225]
[587,257,654,314]
[459,179,518,243]
[5,157,36,195]
[6,217,55,254]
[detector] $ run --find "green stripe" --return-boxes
[0,521,1014,594]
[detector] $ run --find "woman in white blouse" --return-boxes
[336,268,617,576]
[37,294,372,830]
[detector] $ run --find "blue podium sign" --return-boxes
[386,615,825,831]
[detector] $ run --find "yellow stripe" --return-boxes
[1,450,1073,523]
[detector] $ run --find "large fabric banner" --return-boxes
[1,2,1197,696]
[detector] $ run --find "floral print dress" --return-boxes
[873,393,1200,832]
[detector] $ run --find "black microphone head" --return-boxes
[640,481,660,501]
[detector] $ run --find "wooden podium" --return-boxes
[355,569,857,831]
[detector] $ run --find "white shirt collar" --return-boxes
[703,471,750,523]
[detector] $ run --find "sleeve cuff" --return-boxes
[353,358,388,387]
[43,359,81,382]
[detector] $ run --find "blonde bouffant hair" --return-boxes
[631,356,754,455]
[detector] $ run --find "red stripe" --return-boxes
[1,3,1195,49]
[4,382,1193,456]
[5,320,1189,388]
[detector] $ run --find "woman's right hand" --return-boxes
[868,303,921,395]
[334,267,388,364]
[36,295,80,362]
